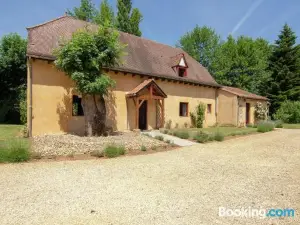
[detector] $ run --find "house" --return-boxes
[26,16,268,136]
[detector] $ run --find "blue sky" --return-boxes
[1,0,300,46]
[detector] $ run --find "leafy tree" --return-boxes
[0,33,27,123]
[94,0,115,26]
[130,8,143,37]
[212,35,271,94]
[116,0,143,36]
[177,25,221,72]
[67,0,96,22]
[274,100,300,123]
[54,25,125,136]
[116,0,131,33]
[267,24,300,115]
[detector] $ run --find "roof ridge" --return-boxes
[26,15,71,30]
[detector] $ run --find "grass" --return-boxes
[170,126,257,140]
[173,131,189,139]
[0,124,24,140]
[282,123,300,129]
[0,138,30,163]
[0,124,30,163]
[214,131,224,142]
[104,145,125,158]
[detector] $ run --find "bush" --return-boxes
[154,135,164,141]
[18,86,27,125]
[196,103,206,128]
[193,131,210,143]
[257,121,275,133]
[0,139,30,163]
[161,129,169,134]
[254,102,269,121]
[173,131,189,139]
[214,131,224,142]
[190,112,196,128]
[274,101,300,124]
[90,150,104,158]
[140,145,147,151]
[274,120,283,128]
[104,145,125,158]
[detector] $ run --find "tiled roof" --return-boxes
[126,79,167,98]
[26,16,219,87]
[221,86,268,100]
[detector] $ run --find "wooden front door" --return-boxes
[246,103,250,124]
[139,100,147,130]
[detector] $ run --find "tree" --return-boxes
[54,25,125,136]
[177,25,221,72]
[0,33,27,123]
[116,0,143,36]
[94,0,115,26]
[67,0,96,22]
[130,8,143,37]
[267,24,300,115]
[211,35,271,94]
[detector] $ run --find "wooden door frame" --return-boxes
[246,103,250,124]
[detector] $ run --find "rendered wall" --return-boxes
[29,59,218,136]
[217,90,238,126]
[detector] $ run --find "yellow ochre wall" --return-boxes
[29,59,218,136]
[217,89,268,126]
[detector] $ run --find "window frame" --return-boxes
[207,104,212,114]
[72,95,84,117]
[179,102,189,117]
[178,67,187,77]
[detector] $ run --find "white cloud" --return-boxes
[231,0,265,35]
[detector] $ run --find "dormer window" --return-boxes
[170,53,188,78]
[178,67,186,77]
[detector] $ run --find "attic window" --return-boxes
[178,67,186,77]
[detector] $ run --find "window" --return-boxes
[72,95,84,116]
[178,68,186,77]
[179,102,188,117]
[207,104,212,114]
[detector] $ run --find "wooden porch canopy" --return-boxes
[126,79,167,129]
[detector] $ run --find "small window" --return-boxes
[179,102,188,117]
[178,68,186,77]
[72,95,84,116]
[207,104,212,114]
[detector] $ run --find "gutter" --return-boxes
[27,57,33,137]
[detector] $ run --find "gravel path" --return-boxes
[0,129,299,225]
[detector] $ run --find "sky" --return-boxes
[1,0,300,46]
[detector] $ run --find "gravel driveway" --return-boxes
[0,129,299,225]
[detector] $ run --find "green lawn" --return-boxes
[168,126,257,138]
[0,125,24,140]
[282,124,300,129]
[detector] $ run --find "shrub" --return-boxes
[196,103,206,128]
[274,101,300,123]
[165,139,171,144]
[190,112,196,128]
[18,85,27,125]
[140,145,147,151]
[161,129,169,134]
[165,120,172,129]
[173,131,189,139]
[104,145,125,158]
[0,139,30,163]
[193,131,210,143]
[154,135,164,141]
[90,150,104,158]
[214,131,224,142]
[257,121,275,133]
[274,120,283,128]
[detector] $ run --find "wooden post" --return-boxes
[150,85,153,100]
[162,99,165,128]
[135,97,139,129]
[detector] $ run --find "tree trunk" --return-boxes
[81,94,107,136]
